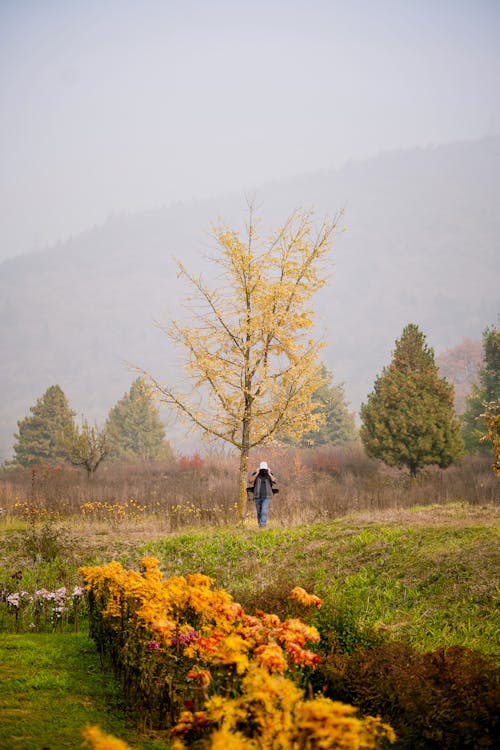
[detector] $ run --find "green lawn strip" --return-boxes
[0,632,168,750]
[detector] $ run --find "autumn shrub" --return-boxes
[80,557,395,748]
[0,457,239,526]
[81,558,322,728]
[169,665,395,750]
[317,641,500,749]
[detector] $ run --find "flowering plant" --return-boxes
[1,583,86,632]
[80,556,395,748]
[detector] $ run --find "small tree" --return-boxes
[12,385,75,467]
[360,324,463,476]
[480,400,500,475]
[283,365,357,446]
[462,324,500,453]
[64,419,108,480]
[106,378,171,461]
[148,207,339,516]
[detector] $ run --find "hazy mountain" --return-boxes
[1,137,499,461]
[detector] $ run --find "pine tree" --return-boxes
[360,324,463,476]
[106,378,170,461]
[480,400,500,475]
[461,324,500,453]
[291,366,357,446]
[12,385,75,466]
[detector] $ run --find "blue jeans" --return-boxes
[254,496,270,527]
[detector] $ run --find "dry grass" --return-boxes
[1,444,498,533]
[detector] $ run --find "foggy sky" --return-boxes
[1,0,499,261]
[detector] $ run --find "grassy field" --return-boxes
[0,501,498,749]
[141,503,500,655]
[0,632,167,750]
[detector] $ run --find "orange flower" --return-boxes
[285,642,321,667]
[187,668,211,687]
[289,586,322,609]
[254,643,288,673]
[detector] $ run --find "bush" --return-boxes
[318,642,500,749]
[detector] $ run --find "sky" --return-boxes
[1,0,499,261]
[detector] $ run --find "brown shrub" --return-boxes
[319,642,500,749]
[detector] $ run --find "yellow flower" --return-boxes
[82,725,132,750]
[212,633,250,673]
[208,727,256,750]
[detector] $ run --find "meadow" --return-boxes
[0,447,498,748]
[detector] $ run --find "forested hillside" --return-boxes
[1,137,499,460]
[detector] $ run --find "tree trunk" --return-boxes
[238,416,251,519]
[238,446,250,520]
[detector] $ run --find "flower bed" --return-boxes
[80,556,395,749]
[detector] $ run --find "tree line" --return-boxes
[10,378,171,478]
[5,208,500,489]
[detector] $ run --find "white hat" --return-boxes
[259,461,268,470]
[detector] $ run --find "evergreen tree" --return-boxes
[293,366,357,446]
[12,385,75,466]
[106,378,170,461]
[360,324,463,476]
[461,324,500,453]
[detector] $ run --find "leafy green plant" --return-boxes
[24,518,70,562]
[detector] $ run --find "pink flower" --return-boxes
[171,628,198,646]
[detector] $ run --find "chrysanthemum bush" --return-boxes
[80,557,395,749]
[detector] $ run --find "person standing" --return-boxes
[248,461,277,528]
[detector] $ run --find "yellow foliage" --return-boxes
[82,725,132,750]
[145,207,341,515]
[81,560,395,750]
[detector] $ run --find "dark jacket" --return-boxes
[249,468,278,498]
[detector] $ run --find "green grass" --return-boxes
[0,633,168,750]
[1,503,498,654]
[140,504,500,654]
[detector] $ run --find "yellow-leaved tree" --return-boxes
[149,206,339,517]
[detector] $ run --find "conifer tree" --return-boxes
[461,324,500,453]
[287,366,356,446]
[12,385,75,466]
[480,400,500,475]
[360,324,463,476]
[106,378,170,461]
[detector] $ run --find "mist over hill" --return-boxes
[1,137,499,461]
